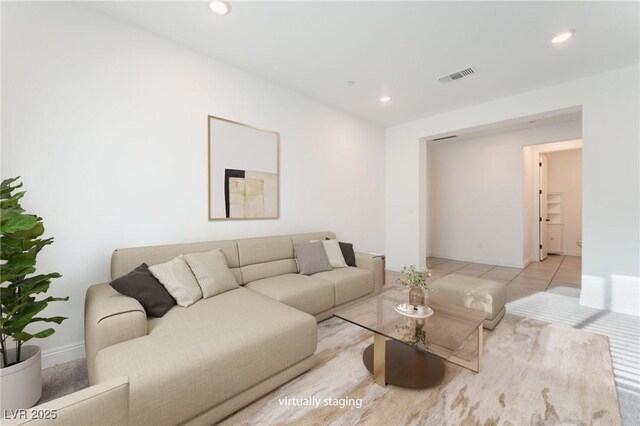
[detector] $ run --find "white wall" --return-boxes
[546,149,582,256]
[427,121,581,268]
[1,2,386,366]
[522,145,534,265]
[386,64,640,316]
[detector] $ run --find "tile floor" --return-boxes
[386,254,581,303]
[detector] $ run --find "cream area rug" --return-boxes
[220,313,620,425]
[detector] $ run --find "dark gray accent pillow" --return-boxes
[294,241,333,275]
[327,238,357,267]
[110,263,176,317]
[339,242,357,267]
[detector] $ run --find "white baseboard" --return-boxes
[427,252,527,269]
[41,341,85,369]
[581,275,639,316]
[522,256,533,268]
[562,250,582,257]
[385,263,406,273]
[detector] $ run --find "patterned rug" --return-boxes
[507,289,639,426]
[220,313,620,425]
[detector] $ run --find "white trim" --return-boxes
[522,256,533,268]
[426,252,528,269]
[562,250,582,257]
[41,341,85,369]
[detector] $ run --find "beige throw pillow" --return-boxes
[183,249,239,298]
[149,256,202,307]
[313,239,348,268]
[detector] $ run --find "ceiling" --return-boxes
[85,1,639,126]
[431,111,582,143]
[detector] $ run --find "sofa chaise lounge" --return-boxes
[84,232,383,425]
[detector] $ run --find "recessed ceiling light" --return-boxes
[209,1,231,15]
[551,29,575,44]
[347,81,356,87]
[379,96,392,103]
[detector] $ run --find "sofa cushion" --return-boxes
[313,267,374,305]
[245,273,335,315]
[241,259,298,284]
[336,240,356,267]
[96,287,317,426]
[149,256,202,307]
[318,239,348,268]
[294,241,333,275]
[237,235,293,266]
[183,249,239,298]
[109,263,175,317]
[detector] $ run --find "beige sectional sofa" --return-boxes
[5,377,129,426]
[84,232,383,425]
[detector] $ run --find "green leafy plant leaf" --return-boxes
[0,177,67,366]
[1,213,38,234]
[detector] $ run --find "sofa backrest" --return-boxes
[291,231,337,245]
[236,235,296,283]
[111,240,242,283]
[110,231,336,285]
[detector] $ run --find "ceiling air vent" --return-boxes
[438,67,477,83]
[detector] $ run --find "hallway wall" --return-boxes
[426,120,581,268]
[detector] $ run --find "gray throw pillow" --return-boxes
[294,241,333,275]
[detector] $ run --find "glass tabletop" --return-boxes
[334,287,487,361]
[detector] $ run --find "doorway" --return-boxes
[529,140,583,262]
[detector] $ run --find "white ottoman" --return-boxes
[429,274,506,330]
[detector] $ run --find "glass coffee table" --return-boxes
[334,287,487,389]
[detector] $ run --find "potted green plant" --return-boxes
[397,265,433,306]
[1,177,68,410]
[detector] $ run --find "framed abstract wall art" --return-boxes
[208,116,280,220]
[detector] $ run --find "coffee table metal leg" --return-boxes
[373,333,386,386]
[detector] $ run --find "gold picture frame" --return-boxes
[207,115,280,221]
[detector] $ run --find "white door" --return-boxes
[539,153,548,260]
